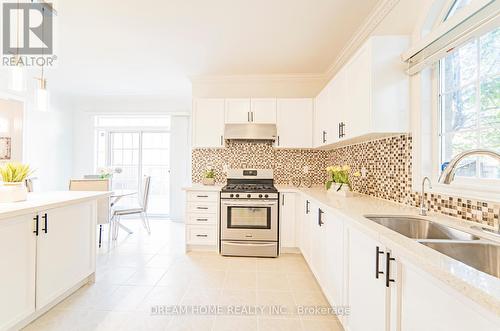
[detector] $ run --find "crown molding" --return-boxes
[190,73,327,84]
[324,0,401,80]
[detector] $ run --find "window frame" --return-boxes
[427,28,500,199]
[410,0,500,201]
[437,31,500,183]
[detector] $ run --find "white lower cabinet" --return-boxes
[322,211,345,310]
[310,206,325,284]
[399,258,500,331]
[347,226,393,331]
[298,197,314,265]
[285,194,499,331]
[279,192,296,248]
[0,201,97,331]
[185,189,219,249]
[36,202,96,308]
[0,215,36,331]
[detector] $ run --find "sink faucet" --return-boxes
[439,149,500,184]
[420,177,432,216]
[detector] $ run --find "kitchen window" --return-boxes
[438,26,500,181]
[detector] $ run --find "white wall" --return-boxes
[0,70,74,191]
[170,115,190,221]
[71,95,191,178]
[0,98,23,162]
[71,95,191,218]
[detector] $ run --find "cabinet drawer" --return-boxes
[187,214,217,225]
[187,226,217,245]
[187,191,219,202]
[187,202,218,214]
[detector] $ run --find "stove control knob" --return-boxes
[229,194,234,198]
[259,194,263,198]
[264,194,269,198]
[247,194,251,198]
[235,194,239,198]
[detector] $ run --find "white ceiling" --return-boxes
[47,0,380,97]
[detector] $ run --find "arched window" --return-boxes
[407,0,499,198]
[444,0,474,21]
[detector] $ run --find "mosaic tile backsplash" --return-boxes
[191,141,328,185]
[192,135,499,227]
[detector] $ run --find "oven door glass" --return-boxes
[227,206,271,229]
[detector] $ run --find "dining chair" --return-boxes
[69,179,111,248]
[112,176,151,240]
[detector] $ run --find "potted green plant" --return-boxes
[325,165,360,197]
[202,168,216,186]
[0,163,33,202]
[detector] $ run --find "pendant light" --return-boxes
[35,77,49,112]
[35,5,49,112]
[9,1,25,92]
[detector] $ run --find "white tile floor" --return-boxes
[22,219,343,331]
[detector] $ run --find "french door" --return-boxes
[108,131,170,216]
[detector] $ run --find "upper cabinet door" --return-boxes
[225,98,251,123]
[313,89,329,147]
[277,98,313,148]
[345,44,371,140]
[327,69,347,143]
[0,214,36,331]
[251,98,277,124]
[193,98,225,148]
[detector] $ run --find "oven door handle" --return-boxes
[225,241,277,247]
[221,201,277,207]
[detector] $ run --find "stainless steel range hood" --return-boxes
[224,124,277,141]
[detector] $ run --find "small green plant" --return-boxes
[325,165,360,191]
[204,168,215,179]
[0,163,33,183]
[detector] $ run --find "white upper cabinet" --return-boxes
[314,35,409,147]
[345,44,371,139]
[276,98,313,148]
[225,98,251,123]
[313,88,329,147]
[193,98,225,148]
[251,98,277,124]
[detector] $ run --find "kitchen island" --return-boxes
[0,191,111,331]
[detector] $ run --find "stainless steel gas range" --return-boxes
[220,169,279,257]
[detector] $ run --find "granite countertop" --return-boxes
[0,191,111,220]
[277,185,500,316]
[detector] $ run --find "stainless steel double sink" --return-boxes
[365,215,500,278]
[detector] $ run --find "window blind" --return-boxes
[403,0,499,75]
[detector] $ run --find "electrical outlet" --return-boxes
[361,167,367,178]
[223,164,228,173]
[302,166,309,174]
